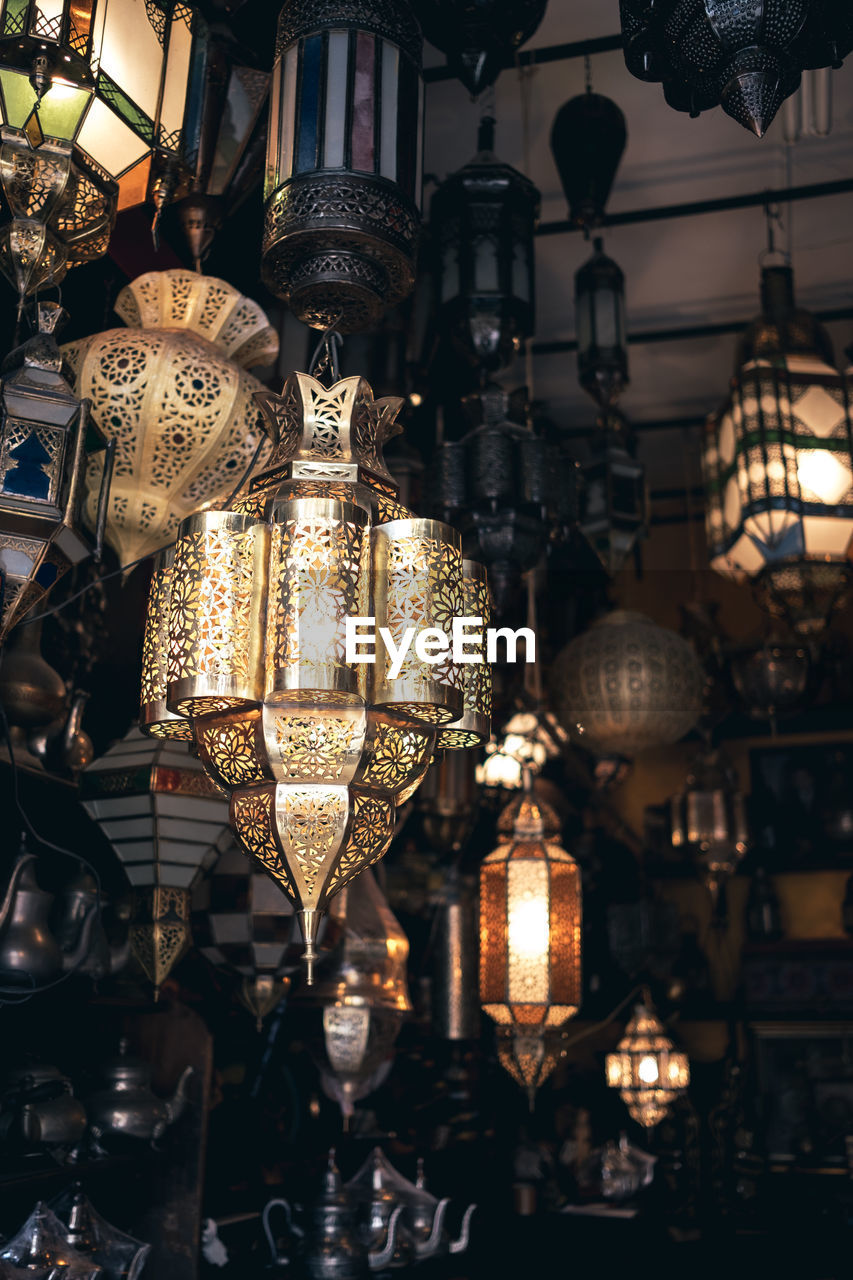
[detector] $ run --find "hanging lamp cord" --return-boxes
[308,326,344,383]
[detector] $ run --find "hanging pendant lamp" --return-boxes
[606,997,690,1127]
[550,92,627,233]
[139,366,490,980]
[413,0,547,96]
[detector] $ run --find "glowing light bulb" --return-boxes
[637,1054,659,1084]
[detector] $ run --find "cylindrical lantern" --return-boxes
[550,93,627,232]
[433,870,480,1040]
[551,612,704,760]
[575,239,628,407]
[139,369,490,979]
[430,118,540,373]
[606,999,690,1127]
[81,727,231,996]
[435,559,492,750]
[702,264,853,636]
[579,411,647,575]
[671,749,749,902]
[63,270,278,568]
[480,783,582,1101]
[262,0,424,332]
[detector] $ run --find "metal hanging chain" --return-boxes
[584,52,593,94]
[760,199,789,267]
[308,326,344,384]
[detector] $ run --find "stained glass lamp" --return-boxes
[0,301,111,642]
[703,264,853,636]
[0,0,208,301]
[606,998,690,1127]
[479,780,582,1105]
[81,725,231,996]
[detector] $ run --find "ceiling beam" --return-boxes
[531,304,853,356]
[538,176,853,236]
[423,34,623,84]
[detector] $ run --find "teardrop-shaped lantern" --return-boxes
[550,93,627,232]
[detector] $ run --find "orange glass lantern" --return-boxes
[479,778,582,1103]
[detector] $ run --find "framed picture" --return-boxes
[752,1021,853,1165]
[747,741,853,870]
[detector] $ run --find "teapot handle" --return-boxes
[262,1198,295,1262]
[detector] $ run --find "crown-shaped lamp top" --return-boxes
[252,372,405,499]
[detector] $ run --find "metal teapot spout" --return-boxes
[367,1204,403,1272]
[60,898,98,972]
[412,1197,449,1261]
[448,1204,477,1255]
[164,1065,194,1125]
[0,844,36,938]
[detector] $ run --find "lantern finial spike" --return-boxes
[299,908,321,985]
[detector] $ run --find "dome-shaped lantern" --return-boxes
[619,0,853,138]
[550,93,627,232]
[413,0,547,96]
[261,0,424,333]
[551,612,704,760]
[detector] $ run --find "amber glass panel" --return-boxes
[479,858,508,1007]
[549,857,582,1010]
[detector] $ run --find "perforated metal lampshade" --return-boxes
[606,1000,690,1127]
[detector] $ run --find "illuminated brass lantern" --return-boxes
[0,302,111,642]
[262,0,424,332]
[479,784,582,1104]
[0,0,208,302]
[294,868,411,1125]
[81,726,231,996]
[193,838,302,1028]
[703,264,853,636]
[63,269,278,567]
[551,611,704,760]
[671,748,749,903]
[139,370,490,978]
[477,710,563,793]
[606,999,690,1127]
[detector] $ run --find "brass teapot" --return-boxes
[1,1063,88,1151]
[263,1151,402,1280]
[0,847,98,989]
[84,1039,192,1146]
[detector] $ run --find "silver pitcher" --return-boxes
[0,848,97,988]
[2,1063,88,1150]
[85,1039,192,1145]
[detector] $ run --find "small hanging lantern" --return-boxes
[550,93,627,232]
[413,0,547,96]
[293,868,411,1127]
[477,709,564,793]
[702,263,853,637]
[138,366,490,978]
[0,0,208,302]
[671,748,749,904]
[729,639,812,725]
[619,0,853,138]
[576,240,629,407]
[551,611,704,761]
[262,0,424,332]
[193,838,302,1028]
[579,411,647,574]
[81,726,231,997]
[417,751,481,856]
[430,116,540,374]
[0,302,112,643]
[606,998,690,1127]
[479,781,582,1106]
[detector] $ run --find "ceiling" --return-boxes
[420,0,853,497]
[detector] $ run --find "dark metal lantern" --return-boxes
[550,92,627,231]
[262,0,424,333]
[579,412,647,576]
[413,0,547,96]
[576,239,628,407]
[0,303,111,642]
[619,0,853,138]
[431,118,539,374]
